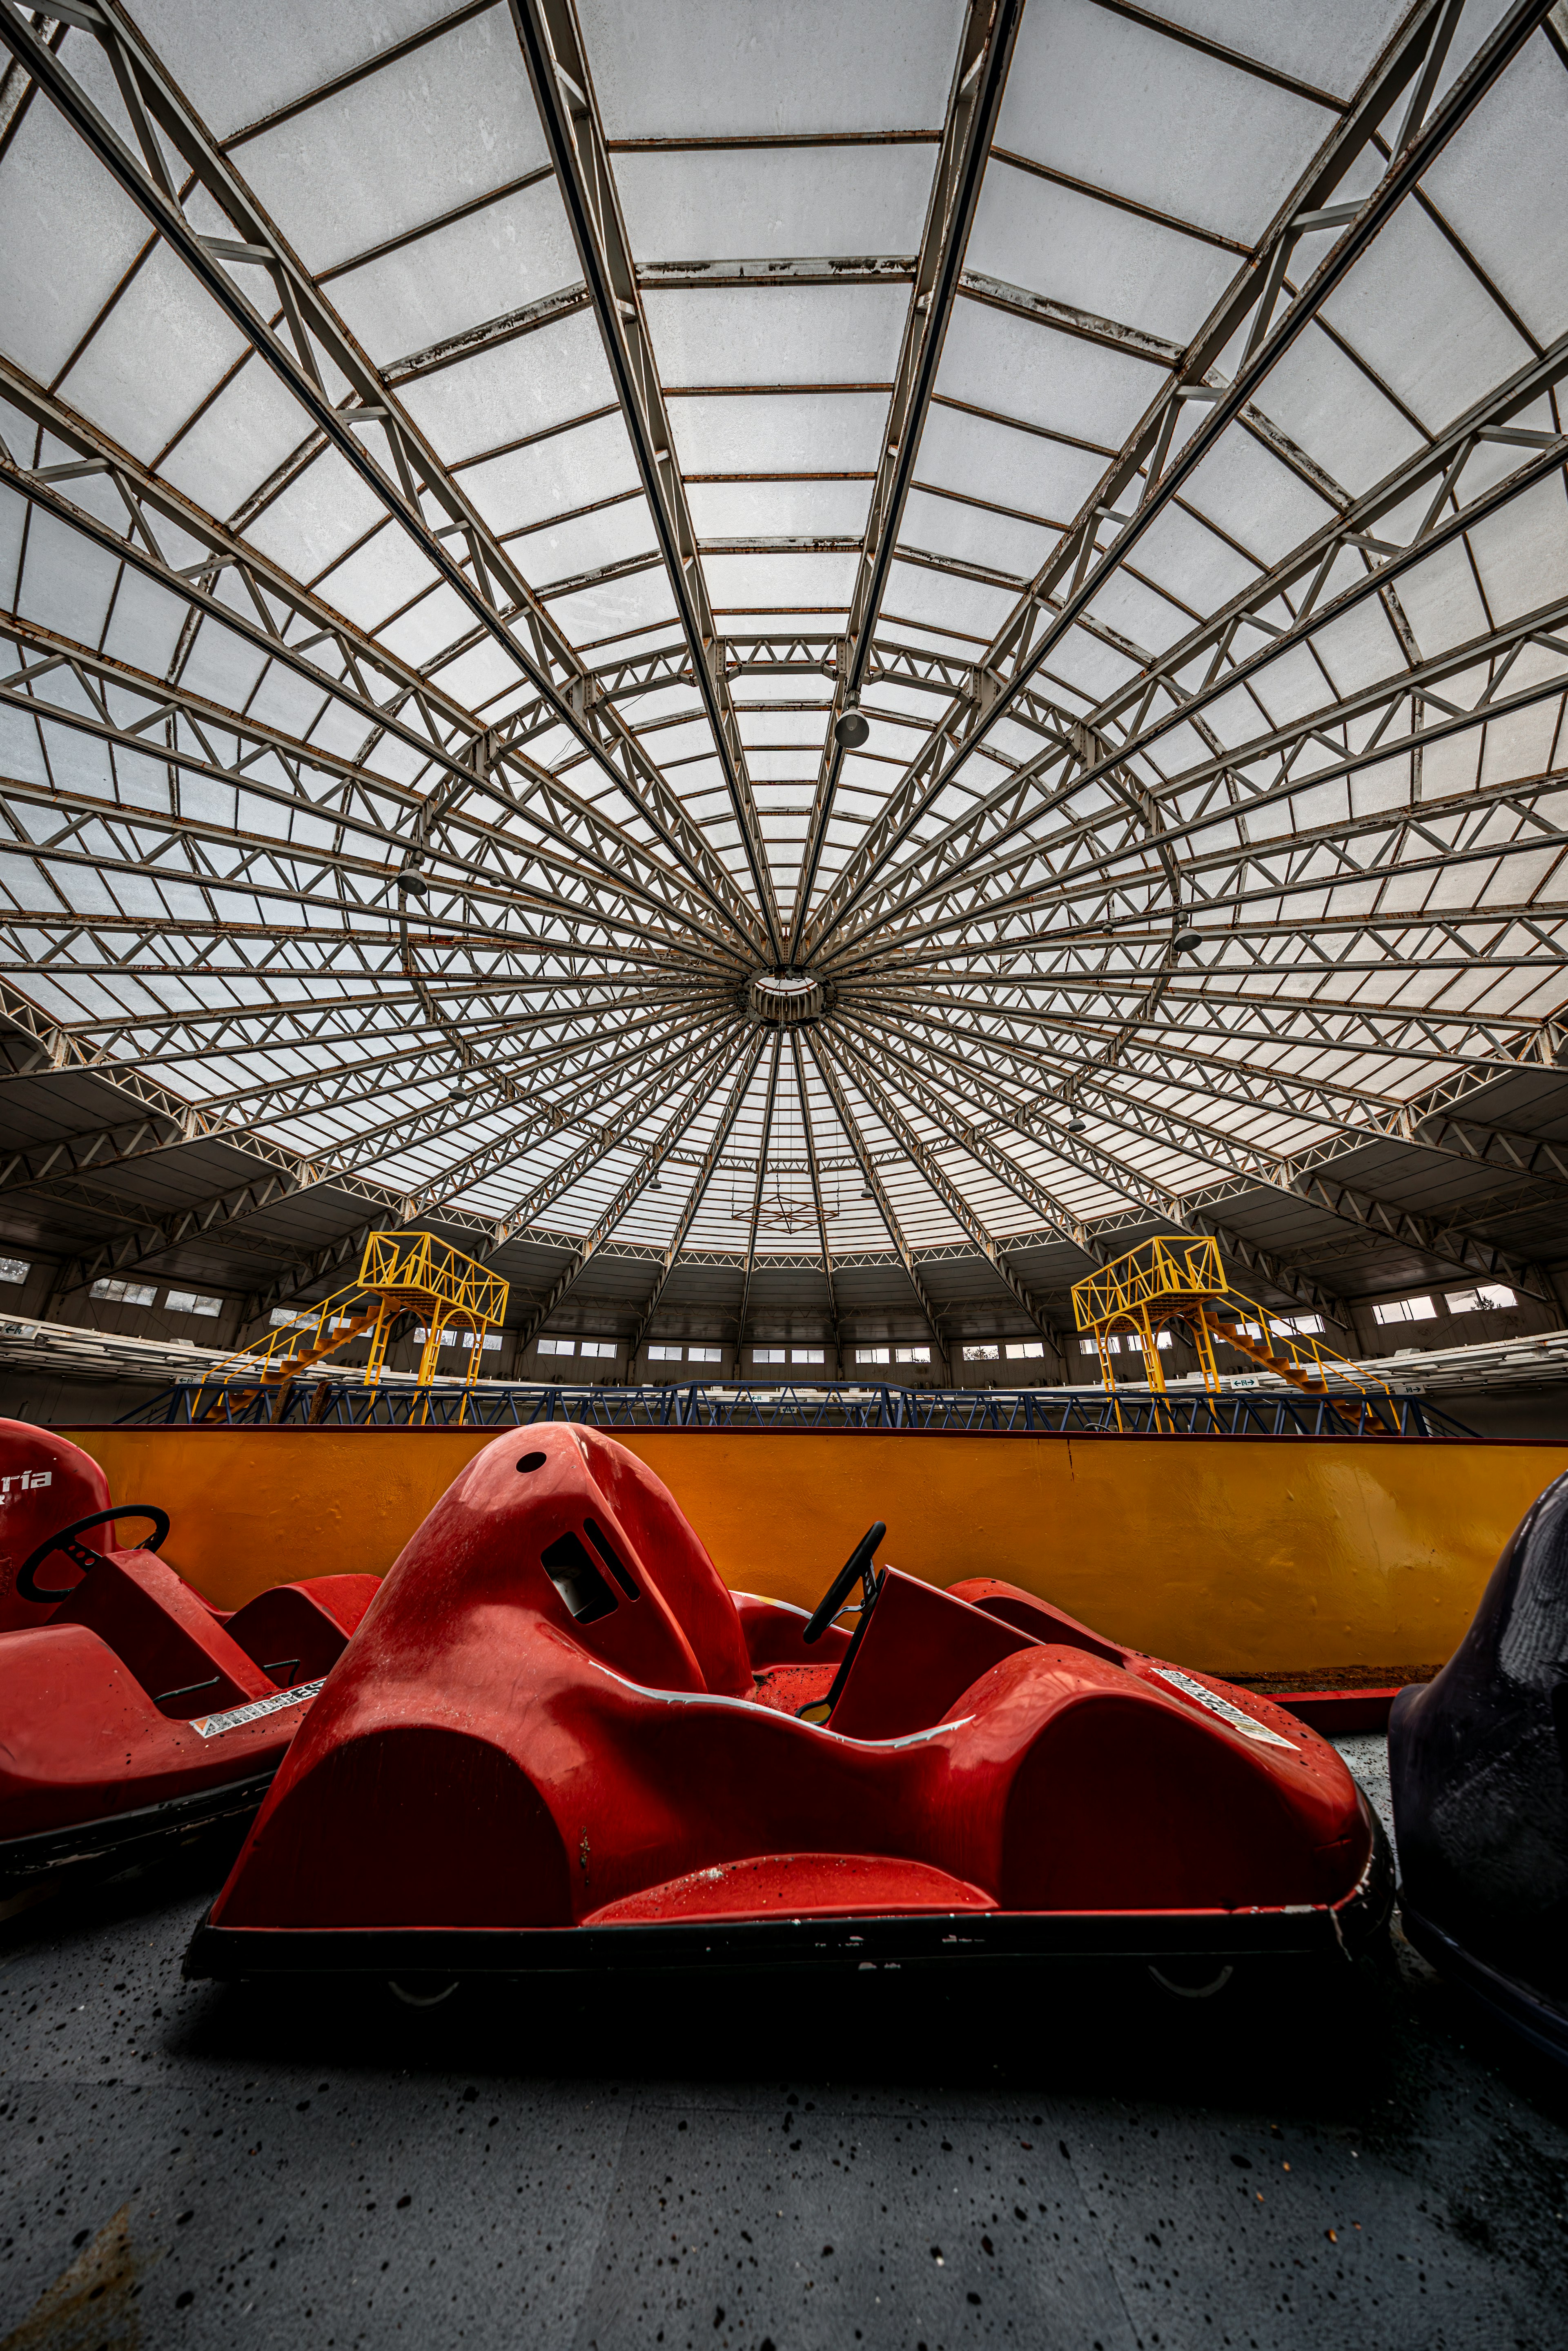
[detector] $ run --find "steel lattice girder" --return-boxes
[733,1033,785,1349]
[819,1021,1069,1351]
[510,0,784,956]
[0,370,751,961]
[791,0,1023,936]
[804,1032,952,1368]
[819,613,1568,958]
[0,0,763,951]
[822,364,1568,941]
[515,1031,756,1350]
[842,996,1548,1294]
[0,618,748,965]
[800,0,1554,954]
[625,1041,769,1353]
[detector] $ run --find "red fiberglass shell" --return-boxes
[191,1426,1390,1977]
[0,1420,379,1887]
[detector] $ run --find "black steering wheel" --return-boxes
[16,1505,170,1604]
[802,1521,886,1645]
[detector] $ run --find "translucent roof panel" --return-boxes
[0,0,1563,1347]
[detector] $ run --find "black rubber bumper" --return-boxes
[1401,1903,1568,2071]
[185,1807,1393,1984]
[1,1770,278,1895]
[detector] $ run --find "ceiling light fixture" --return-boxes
[833,701,870,750]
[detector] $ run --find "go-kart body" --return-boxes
[189,1425,1388,1981]
[1390,1465,1568,2066]
[0,1421,378,1891]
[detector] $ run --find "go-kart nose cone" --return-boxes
[833,703,870,750]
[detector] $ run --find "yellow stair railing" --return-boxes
[1071,1235,1391,1432]
[194,1230,508,1423]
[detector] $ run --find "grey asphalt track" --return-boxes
[2,1743,1565,2351]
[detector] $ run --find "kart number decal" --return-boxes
[1149,1667,1297,1750]
[192,1678,326,1739]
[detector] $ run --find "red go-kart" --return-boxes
[187,1425,1390,1988]
[1,1421,378,1894]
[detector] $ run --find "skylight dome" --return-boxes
[0,0,1563,1371]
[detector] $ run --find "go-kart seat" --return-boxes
[224,1576,382,1687]
[0,1422,112,1635]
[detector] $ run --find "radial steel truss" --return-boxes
[0,0,1563,1347]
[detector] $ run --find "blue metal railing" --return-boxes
[122,1379,1477,1438]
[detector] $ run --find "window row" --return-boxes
[1374,1287,1517,1324]
[94,1277,223,1317]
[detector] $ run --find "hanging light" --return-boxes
[833,700,870,750]
[1065,1117,1086,1133]
[1172,927,1200,950]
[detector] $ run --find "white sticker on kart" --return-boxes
[192,1678,326,1739]
[1149,1667,1296,1750]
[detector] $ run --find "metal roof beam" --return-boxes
[790,1031,843,1355]
[625,1043,768,1357]
[734,1034,783,1351]
[0,0,761,952]
[824,601,1568,953]
[805,1033,951,1373]
[849,999,1549,1295]
[820,1022,1067,1359]
[801,0,1555,954]
[789,0,1023,943]
[510,0,784,958]
[516,1034,754,1350]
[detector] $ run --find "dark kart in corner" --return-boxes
[186,1424,1389,1989]
[0,1420,378,1894]
[1391,1465,1568,2068]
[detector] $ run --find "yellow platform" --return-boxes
[60,1424,1568,1678]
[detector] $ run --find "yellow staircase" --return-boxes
[195,1231,508,1423]
[1070,1236,1389,1432]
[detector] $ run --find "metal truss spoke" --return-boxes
[516,1032,755,1349]
[734,1033,784,1352]
[805,1030,951,1370]
[0,0,763,952]
[831,352,1568,933]
[484,1025,746,1242]
[357,1015,738,1215]
[790,1031,843,1353]
[789,0,1023,943]
[0,364,745,963]
[0,617,741,963]
[850,998,1548,1292]
[823,1021,1073,1361]
[511,0,784,955]
[834,1007,1346,1325]
[823,607,1568,957]
[802,0,1554,955]
[625,1041,769,1354]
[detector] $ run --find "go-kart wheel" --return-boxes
[801,1521,887,1645]
[1147,1961,1235,2000]
[388,1977,459,2008]
[16,1505,171,1604]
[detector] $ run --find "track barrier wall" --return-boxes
[58,1424,1568,1678]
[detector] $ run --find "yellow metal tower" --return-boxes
[196,1230,508,1421]
[1070,1236,1389,1430]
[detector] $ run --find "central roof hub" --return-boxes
[746,969,826,1027]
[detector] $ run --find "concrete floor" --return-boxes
[3,1744,1566,2351]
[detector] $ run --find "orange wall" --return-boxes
[64,1424,1568,1676]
